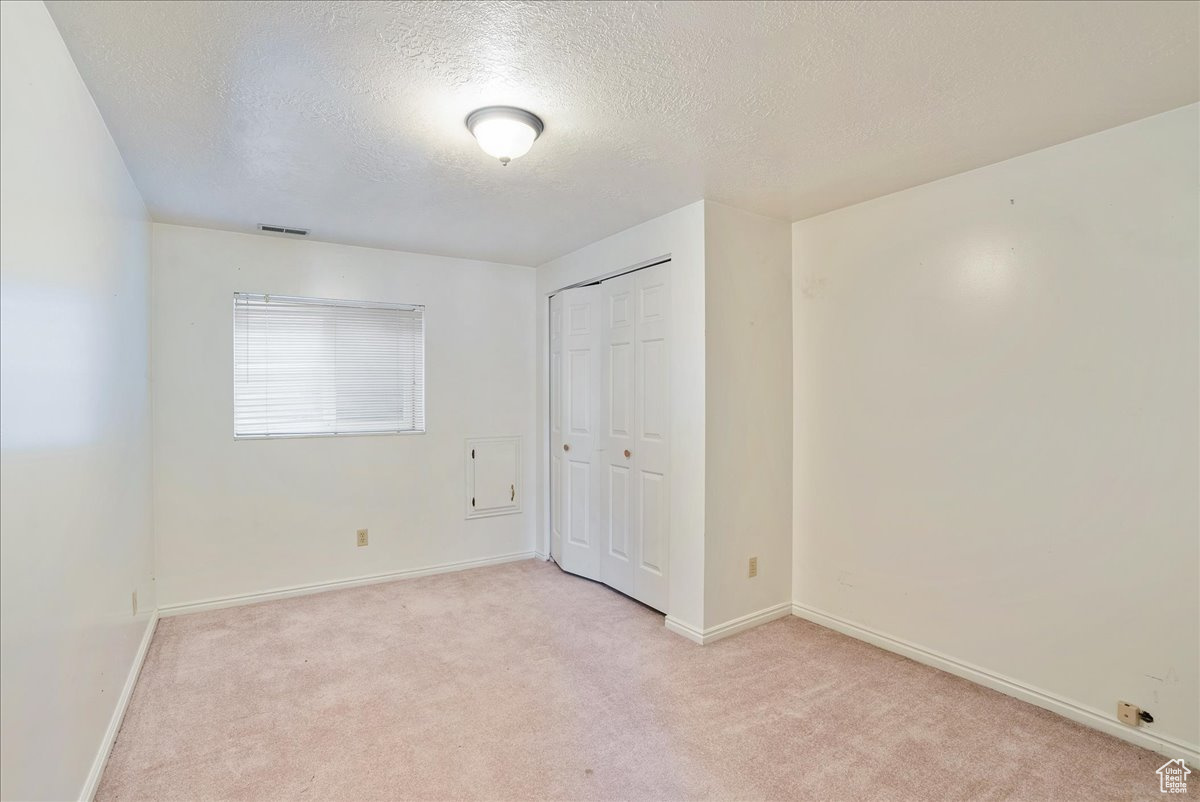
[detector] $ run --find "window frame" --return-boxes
[231,292,426,440]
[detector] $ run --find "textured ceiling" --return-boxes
[46,0,1199,266]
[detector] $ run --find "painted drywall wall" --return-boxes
[536,202,707,631]
[151,224,536,607]
[0,3,156,799]
[703,202,792,628]
[793,105,1199,753]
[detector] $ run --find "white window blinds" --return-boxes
[233,293,425,438]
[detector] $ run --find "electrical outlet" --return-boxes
[748,556,758,578]
[1117,701,1141,727]
[131,590,138,616]
[356,529,368,547]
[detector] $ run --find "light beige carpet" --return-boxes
[99,559,1183,801]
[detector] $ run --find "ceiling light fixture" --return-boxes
[466,106,544,166]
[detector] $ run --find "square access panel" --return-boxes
[465,436,521,519]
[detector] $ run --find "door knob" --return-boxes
[563,444,570,452]
[624,449,632,458]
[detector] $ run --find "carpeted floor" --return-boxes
[98,559,1183,801]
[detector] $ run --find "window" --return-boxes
[233,293,425,438]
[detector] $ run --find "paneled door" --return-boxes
[551,283,602,581]
[629,264,670,612]
[552,262,669,612]
[599,271,637,598]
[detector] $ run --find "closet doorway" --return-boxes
[549,261,670,612]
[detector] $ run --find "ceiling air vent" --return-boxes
[258,224,309,236]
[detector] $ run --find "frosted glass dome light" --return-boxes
[466,106,544,166]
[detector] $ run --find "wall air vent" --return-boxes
[258,224,309,236]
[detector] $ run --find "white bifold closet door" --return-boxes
[551,284,603,582]
[550,262,669,613]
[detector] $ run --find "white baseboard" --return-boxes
[666,601,793,645]
[791,602,1200,764]
[664,616,704,643]
[533,550,549,561]
[79,612,159,802]
[159,551,536,617]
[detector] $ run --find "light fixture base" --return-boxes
[465,106,545,138]
[465,106,544,165]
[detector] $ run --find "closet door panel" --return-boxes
[608,465,630,559]
[639,470,667,575]
[554,263,669,613]
[567,460,591,546]
[632,264,670,612]
[556,284,602,581]
[600,273,635,596]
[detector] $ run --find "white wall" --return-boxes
[536,202,707,630]
[0,3,156,799]
[151,224,536,607]
[703,202,791,628]
[793,105,1199,754]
